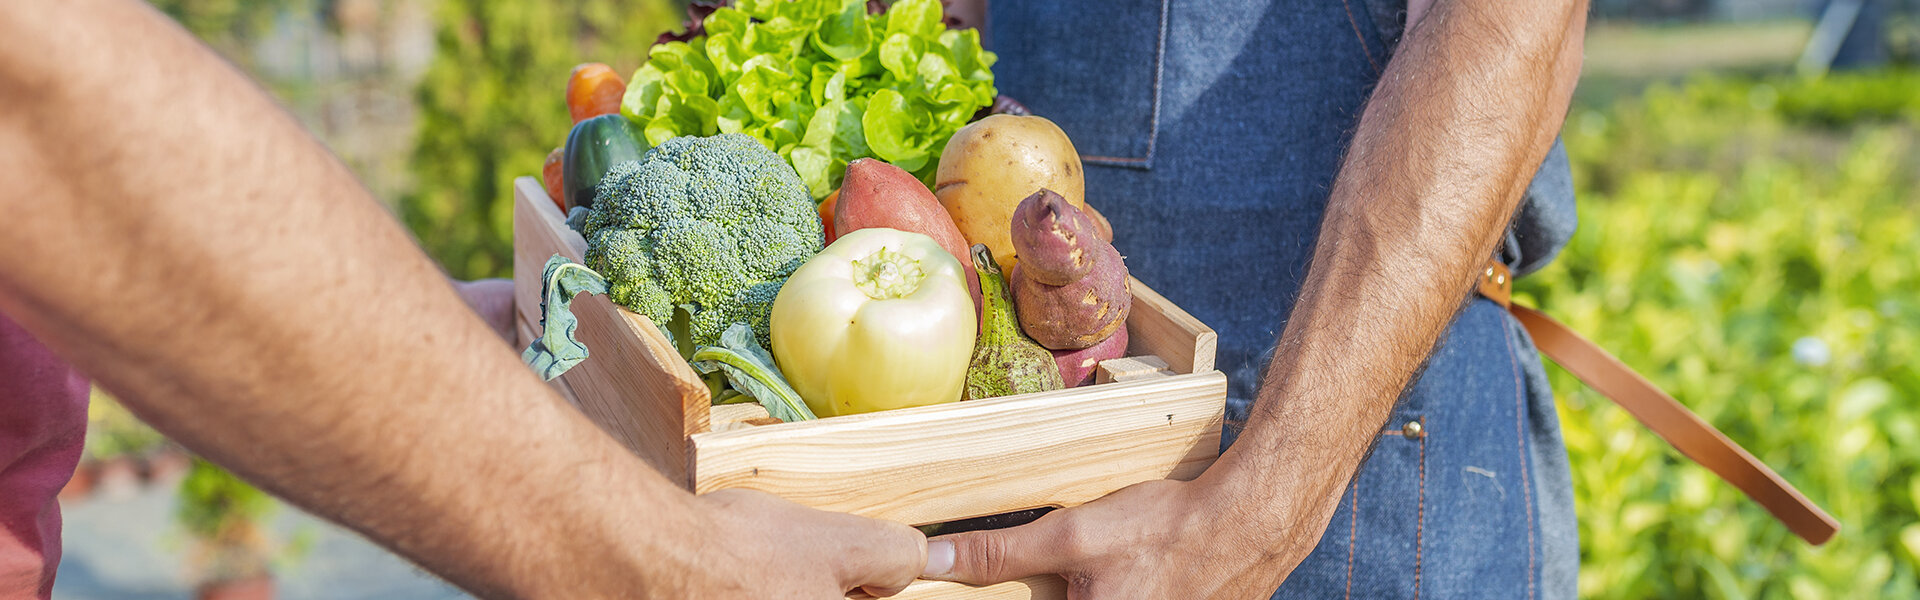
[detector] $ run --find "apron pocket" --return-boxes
[987,0,1165,168]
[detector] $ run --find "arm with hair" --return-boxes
[925,0,1588,595]
[0,1,923,597]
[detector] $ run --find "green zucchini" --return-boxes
[562,114,648,210]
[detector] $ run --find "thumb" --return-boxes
[921,514,1075,585]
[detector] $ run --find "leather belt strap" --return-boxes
[1479,261,1838,545]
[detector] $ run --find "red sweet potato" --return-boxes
[1052,326,1128,387]
[1009,189,1132,350]
[1010,189,1098,285]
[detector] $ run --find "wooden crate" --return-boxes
[509,177,1225,599]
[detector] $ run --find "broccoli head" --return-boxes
[579,134,824,347]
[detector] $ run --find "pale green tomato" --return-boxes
[771,228,977,417]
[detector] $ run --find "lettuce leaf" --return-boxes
[623,0,994,200]
[522,255,612,381]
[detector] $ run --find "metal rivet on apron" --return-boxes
[1401,420,1424,439]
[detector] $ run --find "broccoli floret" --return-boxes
[579,134,824,347]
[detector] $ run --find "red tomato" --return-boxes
[542,148,566,213]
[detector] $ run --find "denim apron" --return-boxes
[989,1,1578,597]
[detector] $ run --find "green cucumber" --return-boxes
[562,114,648,210]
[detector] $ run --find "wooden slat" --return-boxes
[514,315,537,357]
[710,402,777,432]
[1095,355,1175,384]
[514,177,712,485]
[512,178,587,336]
[848,576,1066,600]
[688,372,1226,526]
[1123,278,1217,375]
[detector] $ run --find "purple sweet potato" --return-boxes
[1009,189,1098,286]
[1010,250,1130,349]
[1052,326,1128,387]
[1009,189,1131,350]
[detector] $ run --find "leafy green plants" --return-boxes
[84,388,166,462]
[1524,69,1920,599]
[80,389,169,499]
[177,459,309,600]
[403,0,682,280]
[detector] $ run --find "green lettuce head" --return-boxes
[621,0,996,200]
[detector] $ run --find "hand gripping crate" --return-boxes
[510,177,1226,599]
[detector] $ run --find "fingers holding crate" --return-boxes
[694,488,929,598]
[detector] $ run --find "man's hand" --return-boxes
[698,489,930,597]
[911,0,1588,597]
[452,278,514,343]
[0,1,929,597]
[923,477,1307,598]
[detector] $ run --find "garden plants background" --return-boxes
[1524,66,1920,598]
[55,3,1920,598]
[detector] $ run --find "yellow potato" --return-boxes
[934,115,1085,272]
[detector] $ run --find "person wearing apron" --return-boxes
[923,1,1586,597]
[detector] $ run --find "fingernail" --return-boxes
[923,540,954,578]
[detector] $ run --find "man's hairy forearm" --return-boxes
[1203,0,1588,547]
[0,1,708,597]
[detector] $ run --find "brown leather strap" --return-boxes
[1478,262,1514,307]
[1480,261,1838,545]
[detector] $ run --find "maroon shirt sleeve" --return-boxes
[0,311,89,600]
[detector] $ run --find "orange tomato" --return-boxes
[542,148,566,212]
[819,189,840,244]
[567,63,627,123]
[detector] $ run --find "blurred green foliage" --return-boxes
[146,0,310,65]
[402,0,680,279]
[177,458,276,542]
[1522,70,1920,598]
[176,457,310,582]
[83,389,166,462]
[1772,71,1920,127]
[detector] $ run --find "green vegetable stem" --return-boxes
[690,324,817,423]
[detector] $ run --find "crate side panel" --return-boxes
[1124,277,1217,374]
[689,372,1226,526]
[611,307,713,439]
[513,177,588,333]
[514,178,709,485]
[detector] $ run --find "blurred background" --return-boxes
[57,0,1920,598]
